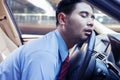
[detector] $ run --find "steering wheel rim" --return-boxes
[66,31,96,80]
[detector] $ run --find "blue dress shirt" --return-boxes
[0,29,69,80]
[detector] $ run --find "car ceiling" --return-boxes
[86,0,120,22]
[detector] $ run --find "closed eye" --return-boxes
[80,11,89,18]
[80,11,95,20]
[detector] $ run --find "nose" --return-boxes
[87,20,94,27]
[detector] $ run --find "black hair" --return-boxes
[56,0,82,25]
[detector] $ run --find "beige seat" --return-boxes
[0,0,22,62]
[0,28,18,62]
[0,16,22,62]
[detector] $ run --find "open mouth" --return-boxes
[84,29,92,36]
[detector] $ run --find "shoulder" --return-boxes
[19,30,59,61]
[23,30,58,54]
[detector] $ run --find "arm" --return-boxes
[20,51,57,80]
[0,46,23,80]
[94,20,117,34]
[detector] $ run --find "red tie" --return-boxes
[58,55,70,80]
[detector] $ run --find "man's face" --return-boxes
[65,2,94,42]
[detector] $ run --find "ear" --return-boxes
[58,12,67,25]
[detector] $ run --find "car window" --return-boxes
[6,0,120,35]
[6,0,57,35]
[94,10,120,33]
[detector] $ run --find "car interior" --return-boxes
[0,0,120,80]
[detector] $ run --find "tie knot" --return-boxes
[65,55,69,63]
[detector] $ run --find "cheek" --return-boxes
[72,16,86,28]
[73,20,85,31]
[66,16,87,33]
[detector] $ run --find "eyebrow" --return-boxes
[80,11,95,19]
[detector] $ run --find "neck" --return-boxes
[57,27,84,49]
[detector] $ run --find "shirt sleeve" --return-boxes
[20,50,57,80]
[0,46,23,80]
[0,45,58,80]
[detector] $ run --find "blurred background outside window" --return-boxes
[7,0,120,34]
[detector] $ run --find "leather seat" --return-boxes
[0,16,22,62]
[0,0,22,62]
[0,28,17,62]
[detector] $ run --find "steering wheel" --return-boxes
[66,31,96,80]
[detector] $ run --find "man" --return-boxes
[0,0,94,80]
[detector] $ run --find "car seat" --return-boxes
[0,16,21,62]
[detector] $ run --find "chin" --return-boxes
[77,35,89,42]
[82,36,89,41]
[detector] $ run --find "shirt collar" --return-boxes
[55,29,69,62]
